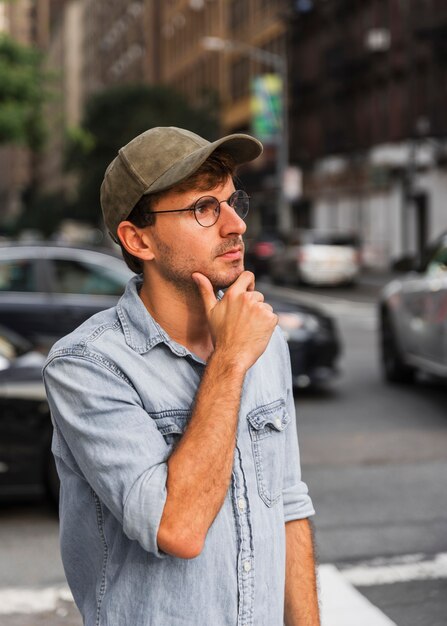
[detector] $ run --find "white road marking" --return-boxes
[319,564,397,626]
[0,585,73,614]
[341,552,447,586]
[1,554,445,619]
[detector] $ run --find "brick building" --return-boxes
[0,0,50,228]
[289,0,447,266]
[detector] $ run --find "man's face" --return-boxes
[145,176,247,293]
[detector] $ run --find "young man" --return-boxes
[43,127,320,625]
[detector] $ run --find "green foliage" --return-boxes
[13,191,70,238]
[66,83,220,226]
[0,34,46,150]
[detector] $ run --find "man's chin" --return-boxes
[212,266,245,291]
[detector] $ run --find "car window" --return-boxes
[0,334,16,360]
[52,259,129,296]
[310,234,359,247]
[0,259,36,292]
[426,244,447,276]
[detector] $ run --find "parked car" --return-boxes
[379,231,447,383]
[0,324,58,502]
[245,231,286,277]
[0,242,133,349]
[270,229,361,286]
[266,290,341,389]
[0,244,342,499]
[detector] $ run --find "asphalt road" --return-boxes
[0,277,446,625]
[263,279,447,626]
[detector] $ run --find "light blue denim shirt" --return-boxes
[43,275,314,626]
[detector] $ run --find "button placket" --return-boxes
[233,446,255,626]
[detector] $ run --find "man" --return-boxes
[43,127,320,625]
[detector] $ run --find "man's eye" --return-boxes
[195,198,216,214]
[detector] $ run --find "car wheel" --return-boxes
[45,451,60,506]
[380,310,415,383]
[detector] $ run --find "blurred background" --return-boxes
[0,0,446,262]
[0,1,446,625]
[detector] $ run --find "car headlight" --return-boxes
[277,312,320,341]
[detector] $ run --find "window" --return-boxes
[52,259,128,296]
[229,0,248,31]
[230,57,250,100]
[0,260,36,292]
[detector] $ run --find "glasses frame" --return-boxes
[149,189,250,228]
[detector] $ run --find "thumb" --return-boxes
[192,272,217,312]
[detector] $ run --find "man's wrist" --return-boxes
[207,348,248,381]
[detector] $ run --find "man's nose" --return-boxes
[219,202,247,236]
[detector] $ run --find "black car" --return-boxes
[0,305,339,502]
[0,325,58,502]
[266,291,341,389]
[245,232,286,278]
[0,242,341,387]
[0,242,133,350]
[0,244,341,498]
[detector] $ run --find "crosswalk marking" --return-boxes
[341,552,447,586]
[319,564,397,626]
[0,585,73,614]
[1,553,444,622]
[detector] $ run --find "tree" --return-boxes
[0,33,46,150]
[66,83,220,226]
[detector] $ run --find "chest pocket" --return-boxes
[247,400,290,507]
[152,410,190,447]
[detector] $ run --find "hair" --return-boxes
[119,150,238,274]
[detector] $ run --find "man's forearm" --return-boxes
[157,350,246,558]
[284,518,320,626]
[157,270,278,559]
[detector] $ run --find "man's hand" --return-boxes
[192,271,278,372]
[158,272,277,559]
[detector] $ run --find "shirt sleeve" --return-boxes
[43,352,169,557]
[277,331,315,522]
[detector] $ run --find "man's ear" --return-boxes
[117,221,155,262]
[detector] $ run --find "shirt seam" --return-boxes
[44,350,135,388]
[92,490,109,626]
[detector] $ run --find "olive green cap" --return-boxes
[100,126,263,241]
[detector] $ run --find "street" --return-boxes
[0,279,446,625]
[269,280,447,626]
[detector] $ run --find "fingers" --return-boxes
[260,302,274,314]
[228,271,255,295]
[192,272,217,312]
[250,291,265,303]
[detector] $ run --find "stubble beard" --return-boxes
[152,234,244,295]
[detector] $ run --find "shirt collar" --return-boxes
[117,274,221,361]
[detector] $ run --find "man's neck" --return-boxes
[139,275,214,361]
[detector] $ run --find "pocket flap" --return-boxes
[152,411,190,436]
[247,400,290,432]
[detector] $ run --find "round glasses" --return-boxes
[150,189,250,227]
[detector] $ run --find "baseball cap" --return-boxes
[100,126,263,241]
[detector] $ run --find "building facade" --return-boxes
[0,0,50,228]
[82,0,159,100]
[289,0,447,267]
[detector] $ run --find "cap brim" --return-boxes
[144,133,263,195]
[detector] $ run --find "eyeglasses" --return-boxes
[150,189,250,227]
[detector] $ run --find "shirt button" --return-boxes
[275,418,282,429]
[237,497,246,511]
[243,560,252,572]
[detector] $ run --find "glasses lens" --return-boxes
[194,196,220,227]
[230,190,250,219]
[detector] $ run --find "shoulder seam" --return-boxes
[44,349,134,387]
